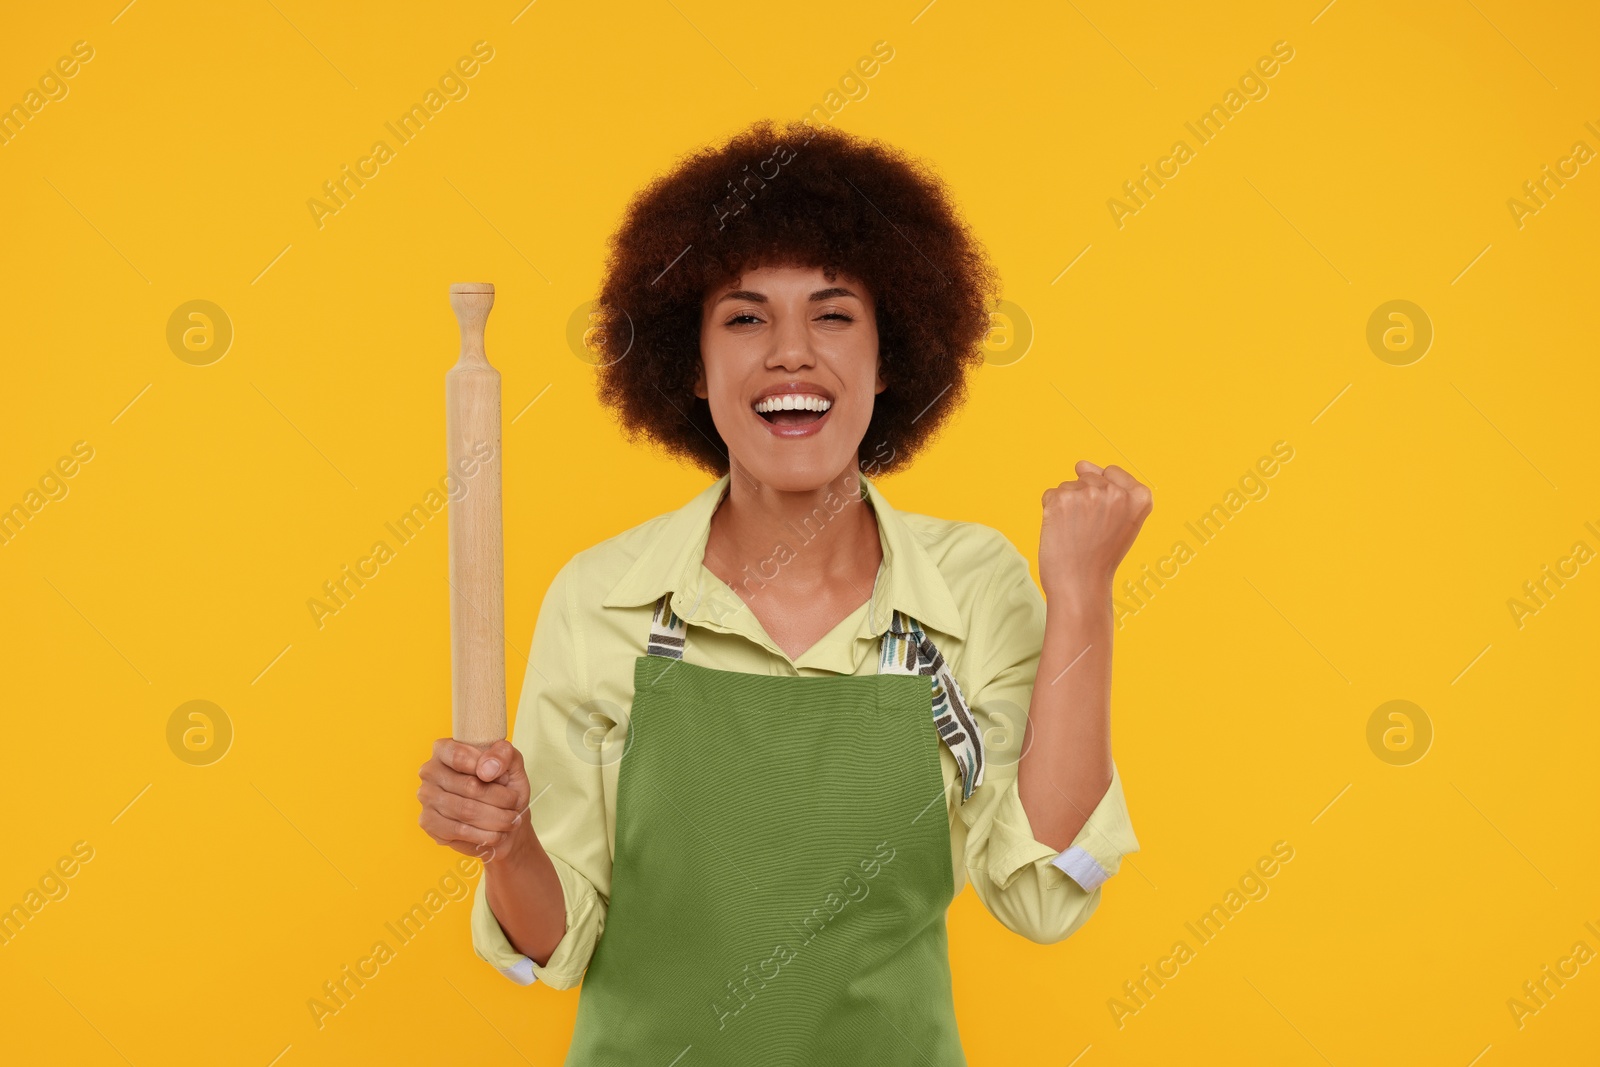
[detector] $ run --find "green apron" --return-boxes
[563,593,971,1065]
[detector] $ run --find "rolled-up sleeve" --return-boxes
[959,534,1141,944]
[470,557,610,989]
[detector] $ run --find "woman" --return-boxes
[417,119,1151,1063]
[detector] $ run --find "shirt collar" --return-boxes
[600,471,967,642]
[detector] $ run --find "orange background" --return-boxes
[2,1,1597,1064]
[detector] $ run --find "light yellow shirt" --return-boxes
[471,472,1140,988]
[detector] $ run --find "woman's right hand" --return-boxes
[417,738,532,864]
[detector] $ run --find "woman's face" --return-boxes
[696,263,884,493]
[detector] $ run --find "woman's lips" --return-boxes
[754,402,832,438]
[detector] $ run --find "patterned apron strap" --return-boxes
[647,594,984,803]
[647,593,687,660]
[880,609,985,804]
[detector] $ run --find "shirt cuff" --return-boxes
[470,850,604,990]
[987,762,1139,893]
[1050,846,1111,892]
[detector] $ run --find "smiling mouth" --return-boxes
[753,394,832,429]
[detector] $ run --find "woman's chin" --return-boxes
[731,448,861,495]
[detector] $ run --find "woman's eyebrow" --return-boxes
[713,286,860,305]
[714,289,768,305]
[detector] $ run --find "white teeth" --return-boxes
[754,394,832,414]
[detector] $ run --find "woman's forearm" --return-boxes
[1016,581,1116,851]
[484,823,568,966]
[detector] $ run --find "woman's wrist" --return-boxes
[485,818,541,874]
[1041,575,1114,616]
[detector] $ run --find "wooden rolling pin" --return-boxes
[445,282,507,748]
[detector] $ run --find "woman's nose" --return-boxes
[767,311,816,369]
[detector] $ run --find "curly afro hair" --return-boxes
[590,118,1001,478]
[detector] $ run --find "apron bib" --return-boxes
[563,594,967,1066]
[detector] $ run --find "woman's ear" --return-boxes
[874,354,887,394]
[693,360,708,399]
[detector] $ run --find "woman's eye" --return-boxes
[724,311,851,325]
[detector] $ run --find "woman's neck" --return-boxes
[703,461,883,611]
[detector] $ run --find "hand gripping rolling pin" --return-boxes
[445,283,507,749]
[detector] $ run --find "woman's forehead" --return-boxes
[706,264,870,301]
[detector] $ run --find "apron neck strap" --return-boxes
[645,594,986,802]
